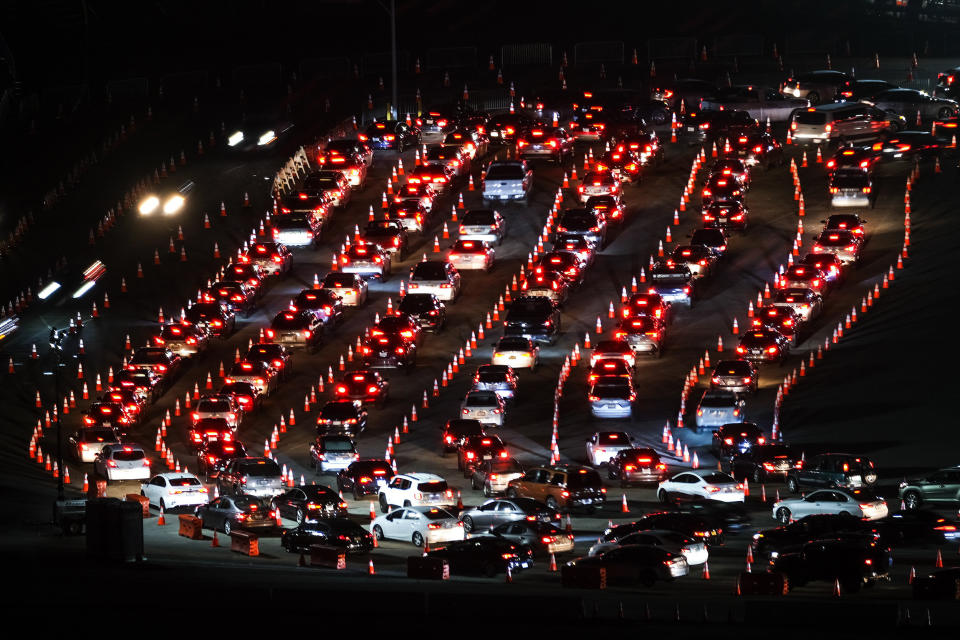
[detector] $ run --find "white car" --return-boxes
[657,471,745,504]
[371,506,465,547]
[378,472,455,513]
[321,273,369,307]
[93,444,151,483]
[447,240,495,271]
[408,261,461,302]
[491,336,539,370]
[192,395,241,428]
[586,431,635,467]
[140,473,209,510]
[69,427,120,463]
[460,390,505,426]
[772,489,889,524]
[588,529,709,566]
[459,209,506,245]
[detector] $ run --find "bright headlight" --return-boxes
[228,131,244,146]
[38,282,61,300]
[258,130,277,146]
[139,195,160,215]
[163,194,185,215]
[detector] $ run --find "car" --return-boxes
[418,107,459,141]
[99,387,145,424]
[270,213,321,248]
[595,149,643,182]
[566,545,689,587]
[486,111,531,143]
[652,78,717,111]
[459,497,560,533]
[770,539,891,592]
[408,261,461,301]
[898,466,960,510]
[823,213,867,238]
[800,253,844,285]
[360,333,416,370]
[701,173,746,208]
[736,329,789,364]
[614,316,665,357]
[441,419,486,454]
[600,512,724,547]
[457,435,509,476]
[589,339,636,370]
[318,138,373,168]
[534,252,589,288]
[93,443,151,483]
[470,458,525,497]
[371,313,422,347]
[825,145,882,175]
[812,229,863,265]
[265,309,323,352]
[577,170,621,203]
[197,440,247,480]
[482,160,533,206]
[772,488,888,525]
[490,336,540,371]
[710,359,758,394]
[790,103,898,146]
[362,219,408,258]
[485,521,573,556]
[870,88,958,122]
[913,567,960,600]
[217,457,284,498]
[703,201,748,232]
[395,182,439,213]
[607,448,667,486]
[186,417,236,452]
[507,465,606,512]
[459,209,506,245]
[336,459,394,499]
[192,395,241,428]
[521,269,569,306]
[272,486,347,524]
[378,473,455,513]
[872,130,944,160]
[280,519,374,554]
[444,128,487,159]
[185,301,236,338]
[315,400,367,437]
[359,119,420,151]
[321,273,368,307]
[396,293,445,332]
[293,288,343,328]
[339,241,391,280]
[217,381,263,414]
[556,208,606,248]
[423,143,468,179]
[780,70,850,104]
[222,261,266,296]
[203,281,257,315]
[671,245,715,279]
[588,377,636,419]
[460,390,505,427]
[771,288,823,323]
[648,261,695,307]
[786,453,879,493]
[503,296,560,344]
[696,390,746,431]
[82,402,133,432]
[681,108,759,145]
[588,529,709,566]
[729,131,783,169]
[658,471,744,504]
[242,241,292,277]
[471,364,518,402]
[753,305,803,346]
[225,360,279,396]
[112,369,163,405]
[128,347,182,381]
[69,427,121,463]
[447,239,495,272]
[587,358,632,384]
[385,200,430,233]
[701,85,809,121]
[750,512,875,557]
[152,322,208,358]
[409,156,455,189]
[874,510,960,547]
[585,431,635,467]
[245,342,294,381]
[709,158,751,189]
[140,472,208,510]
[711,423,766,458]
[372,505,465,547]
[517,125,574,163]
[195,496,277,534]
[426,537,533,576]
[309,434,359,474]
[318,153,366,188]
[689,228,729,258]
[332,370,389,407]
[279,189,331,222]
[829,169,873,208]
[554,233,597,266]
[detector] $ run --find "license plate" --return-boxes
[719,218,727,223]
[687,126,695,132]
[476,410,487,416]
[751,349,762,355]
[379,351,388,357]
[482,455,493,460]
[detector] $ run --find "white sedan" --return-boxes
[586,431,635,467]
[447,240,495,271]
[657,471,745,504]
[371,506,465,547]
[491,336,539,370]
[771,489,888,524]
[140,472,209,510]
[460,390,505,426]
[588,529,709,566]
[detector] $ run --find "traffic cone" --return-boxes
[702,562,711,579]
[549,553,558,572]
[621,493,629,513]
[158,507,166,525]
[908,566,916,584]
[584,333,591,349]
[936,548,944,568]
[833,578,841,597]
[82,473,89,493]
[433,236,440,253]
[368,559,376,575]
[816,146,822,163]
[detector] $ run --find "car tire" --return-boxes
[353,487,363,501]
[786,477,799,493]
[223,520,232,535]
[753,468,764,484]
[902,491,921,510]
[938,107,953,120]
[412,531,424,547]
[776,507,791,524]
[378,494,389,513]
[657,489,671,504]
[373,525,384,540]
[462,516,475,533]
[295,509,304,525]
[545,496,559,511]
[483,484,492,498]
[506,488,518,499]
[807,92,821,105]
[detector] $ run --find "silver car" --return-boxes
[408,260,461,302]
[710,360,758,394]
[772,288,823,322]
[70,427,120,463]
[869,88,958,122]
[460,390,505,426]
[154,322,209,358]
[458,497,560,533]
[459,208,506,245]
[482,161,532,206]
[695,389,746,430]
[470,458,525,496]
[93,443,151,483]
[701,85,809,122]
[471,364,518,402]
[780,70,850,104]
[589,379,635,419]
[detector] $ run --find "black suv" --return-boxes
[751,512,876,558]
[441,419,486,454]
[504,296,561,345]
[786,453,878,493]
[397,293,446,332]
[770,539,891,593]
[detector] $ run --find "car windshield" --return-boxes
[322,437,355,452]
[239,460,281,476]
[320,403,359,420]
[412,263,448,279]
[418,481,448,493]
[486,165,524,180]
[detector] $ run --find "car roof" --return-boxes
[401,472,445,482]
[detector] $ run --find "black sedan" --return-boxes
[600,512,724,547]
[197,440,247,480]
[336,459,394,499]
[487,521,575,556]
[271,486,347,524]
[280,519,374,554]
[425,537,533,577]
[566,545,688,587]
[397,293,446,332]
[727,443,800,483]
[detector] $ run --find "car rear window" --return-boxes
[476,371,509,383]
[497,338,531,351]
[700,393,737,407]
[418,481,448,493]
[489,459,523,473]
[486,165,524,180]
[795,111,828,125]
[701,473,735,484]
[465,394,497,406]
[399,295,435,313]
[233,497,266,510]
[272,313,307,329]
[323,275,355,288]
[567,470,603,489]
[199,399,231,412]
[273,215,310,228]
[320,403,359,420]
[412,263,448,279]
[593,384,632,399]
[81,429,117,443]
[831,174,868,188]
[510,298,552,313]
[113,449,145,461]
[322,437,355,452]
[597,433,628,445]
[239,460,281,477]
[169,477,202,487]
[462,211,495,225]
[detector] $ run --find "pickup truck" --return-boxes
[482,161,532,207]
[700,86,808,122]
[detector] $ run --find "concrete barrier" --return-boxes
[561,565,606,589]
[177,514,203,540]
[407,556,449,580]
[309,545,346,569]
[125,493,149,517]
[229,530,259,556]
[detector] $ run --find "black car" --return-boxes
[648,261,695,307]
[681,109,759,144]
[185,302,236,337]
[913,567,960,600]
[872,131,944,161]
[729,132,783,169]
[195,496,277,534]
[457,434,509,476]
[205,281,257,315]
[711,423,766,458]
[267,309,323,352]
[600,512,724,547]
[771,539,891,592]
[487,521,575,556]
[360,119,421,151]
[113,369,163,404]
[872,510,960,547]
[751,512,876,558]
[425,537,533,577]
[316,400,368,436]
[397,293,446,332]
[187,417,236,452]
[197,440,247,480]
[360,333,416,370]
[786,453,878,493]
[294,288,343,327]
[607,448,667,486]
[245,342,293,381]
[363,219,408,258]
[556,209,606,248]
[336,459,395,499]
[271,485,347,524]
[701,173,746,208]
[727,443,800,483]
[280,519,374,554]
[218,381,263,414]
[566,545,688,587]
[503,296,561,345]
[441,419,486,454]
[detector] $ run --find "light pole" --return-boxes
[390,0,398,120]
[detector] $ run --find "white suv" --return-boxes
[378,473,454,513]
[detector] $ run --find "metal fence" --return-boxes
[106,77,150,100]
[713,34,764,58]
[160,70,209,96]
[299,57,352,81]
[425,46,477,69]
[362,51,411,75]
[232,63,283,91]
[574,41,624,66]
[648,37,697,60]
[501,43,553,67]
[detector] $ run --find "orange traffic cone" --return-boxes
[158,507,166,526]
[368,559,376,575]
[702,562,711,579]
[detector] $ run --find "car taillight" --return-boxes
[825,124,832,133]
[767,346,778,354]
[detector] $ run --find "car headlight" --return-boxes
[228,131,244,146]
[258,130,277,146]
[138,195,160,215]
[163,194,185,215]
